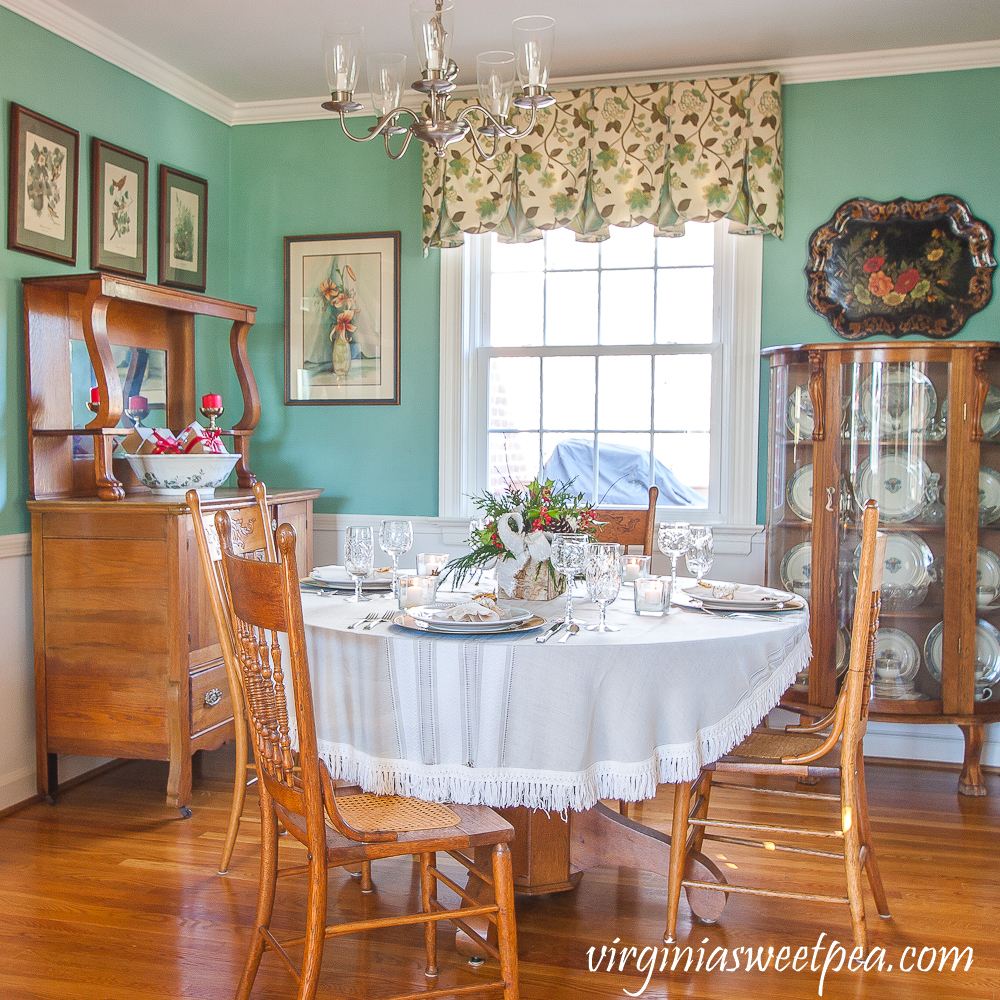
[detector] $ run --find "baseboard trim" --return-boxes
[0,758,127,821]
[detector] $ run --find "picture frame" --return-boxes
[806,194,996,340]
[7,104,80,265]
[284,232,401,405]
[90,137,148,278]
[158,165,208,291]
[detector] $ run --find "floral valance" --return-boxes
[422,73,783,251]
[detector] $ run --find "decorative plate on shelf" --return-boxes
[872,627,924,699]
[836,625,851,676]
[854,532,933,591]
[786,464,813,521]
[785,388,815,438]
[859,366,937,438]
[779,542,811,599]
[978,467,1000,524]
[976,547,1000,607]
[924,619,1000,686]
[856,455,930,523]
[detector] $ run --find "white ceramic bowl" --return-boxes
[126,452,240,497]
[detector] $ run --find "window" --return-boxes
[439,221,762,525]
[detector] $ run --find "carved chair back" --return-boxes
[594,485,659,555]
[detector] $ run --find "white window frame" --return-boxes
[438,221,763,528]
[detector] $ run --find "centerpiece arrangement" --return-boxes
[442,477,599,600]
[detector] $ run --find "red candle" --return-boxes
[90,386,100,403]
[202,393,222,408]
[128,395,148,410]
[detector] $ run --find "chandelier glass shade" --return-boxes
[321,1,555,161]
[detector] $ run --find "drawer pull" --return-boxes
[204,687,224,708]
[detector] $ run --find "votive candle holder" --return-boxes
[634,576,671,616]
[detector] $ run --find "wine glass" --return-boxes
[379,519,413,599]
[344,525,374,603]
[585,542,622,632]
[658,522,692,595]
[551,533,590,624]
[685,526,714,584]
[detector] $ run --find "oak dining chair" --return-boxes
[188,482,275,874]
[217,514,520,1000]
[664,499,891,951]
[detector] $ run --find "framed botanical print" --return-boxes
[158,165,208,291]
[284,232,401,405]
[7,104,80,265]
[90,138,148,278]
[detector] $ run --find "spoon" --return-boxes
[558,622,580,643]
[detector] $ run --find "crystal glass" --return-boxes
[585,542,622,632]
[367,52,407,127]
[323,29,363,95]
[410,0,453,75]
[477,51,516,129]
[344,525,374,603]
[511,15,554,90]
[658,522,692,594]
[379,519,413,599]
[551,533,590,624]
[685,526,714,583]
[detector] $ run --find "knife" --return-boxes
[536,619,565,643]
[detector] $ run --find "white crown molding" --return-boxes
[4,0,1000,126]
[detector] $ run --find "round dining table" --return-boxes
[294,580,811,926]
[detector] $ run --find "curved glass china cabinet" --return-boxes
[764,341,1000,796]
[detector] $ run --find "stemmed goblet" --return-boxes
[551,533,590,624]
[344,525,374,603]
[685,526,714,584]
[379,519,413,600]
[585,542,623,632]
[658,522,692,595]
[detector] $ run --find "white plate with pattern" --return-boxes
[408,603,533,631]
[979,467,1000,525]
[874,627,921,684]
[853,532,933,590]
[977,547,1000,606]
[924,619,1000,686]
[856,455,930,523]
[786,464,813,521]
[785,388,815,438]
[779,542,811,599]
[860,366,937,439]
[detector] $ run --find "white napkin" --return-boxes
[694,582,781,602]
[433,601,502,622]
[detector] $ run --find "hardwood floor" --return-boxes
[0,745,996,1000]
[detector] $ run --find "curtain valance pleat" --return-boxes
[422,73,783,251]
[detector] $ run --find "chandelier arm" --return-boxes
[455,101,539,142]
[466,124,500,161]
[336,106,420,144]
[384,129,414,161]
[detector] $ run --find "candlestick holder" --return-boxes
[199,403,224,432]
[87,399,100,414]
[125,400,150,428]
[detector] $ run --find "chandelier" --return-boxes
[321,0,555,161]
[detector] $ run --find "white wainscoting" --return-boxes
[0,519,996,814]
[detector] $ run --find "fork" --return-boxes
[364,610,396,629]
[348,613,378,630]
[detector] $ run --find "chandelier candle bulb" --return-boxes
[634,576,671,616]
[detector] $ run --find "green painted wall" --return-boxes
[0,7,232,535]
[756,67,1000,520]
[228,121,439,515]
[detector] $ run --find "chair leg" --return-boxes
[297,847,330,1000]
[855,751,890,918]
[219,717,251,875]
[236,785,280,1000]
[618,800,632,819]
[664,781,692,944]
[690,772,713,855]
[491,842,520,1000]
[420,852,439,979]
[842,765,868,953]
[360,860,374,893]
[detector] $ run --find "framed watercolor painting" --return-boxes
[806,194,996,340]
[158,165,208,291]
[7,104,80,265]
[90,138,148,278]
[284,232,401,405]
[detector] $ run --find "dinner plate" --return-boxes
[860,366,937,438]
[392,613,546,636]
[682,583,796,610]
[836,625,851,676]
[949,387,1000,440]
[853,532,933,591]
[856,455,930,523]
[874,627,921,683]
[408,603,532,631]
[309,565,393,590]
[779,541,811,599]
[924,619,1000,686]
[786,464,813,521]
[976,547,1000,607]
[784,387,815,438]
[979,467,1000,524]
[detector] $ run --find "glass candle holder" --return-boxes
[633,576,671,616]
[621,554,652,583]
[416,552,450,576]
[398,573,438,610]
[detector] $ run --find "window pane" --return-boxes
[598,355,652,430]
[542,433,595,498]
[489,432,540,492]
[656,267,714,344]
[596,432,653,505]
[492,234,544,272]
[600,270,654,344]
[545,227,599,270]
[489,357,540,430]
[542,356,595,430]
[654,432,710,506]
[546,271,598,345]
[491,272,543,346]
[600,224,655,269]
[657,221,714,267]
[654,355,712,432]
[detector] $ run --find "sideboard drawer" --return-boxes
[191,662,233,736]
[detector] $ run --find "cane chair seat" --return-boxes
[329,793,460,834]
[711,729,840,775]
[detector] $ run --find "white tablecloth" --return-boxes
[297,590,811,813]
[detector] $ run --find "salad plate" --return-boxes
[681,583,797,611]
[856,455,930,523]
[978,467,1000,524]
[786,464,813,521]
[853,532,933,591]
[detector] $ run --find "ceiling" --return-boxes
[22,0,1000,105]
